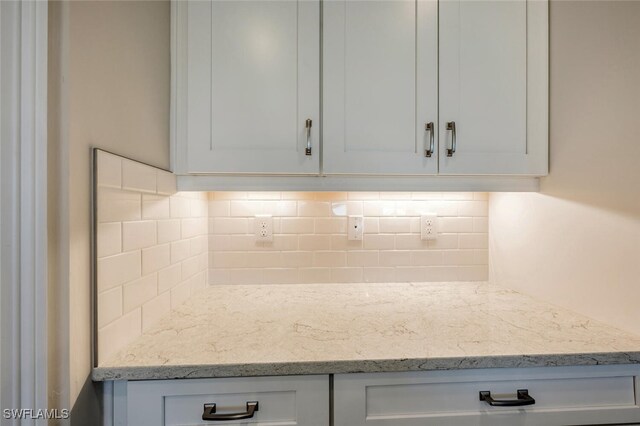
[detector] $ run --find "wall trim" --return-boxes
[0,0,49,422]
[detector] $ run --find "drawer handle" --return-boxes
[479,389,535,407]
[202,401,259,421]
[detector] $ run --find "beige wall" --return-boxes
[490,1,640,336]
[48,0,170,421]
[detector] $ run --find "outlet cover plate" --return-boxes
[348,216,364,241]
[254,214,273,243]
[420,214,438,241]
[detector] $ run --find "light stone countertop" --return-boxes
[92,282,640,381]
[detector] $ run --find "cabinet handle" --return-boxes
[446,121,456,157]
[305,118,313,156]
[424,122,435,157]
[202,401,259,421]
[479,389,535,407]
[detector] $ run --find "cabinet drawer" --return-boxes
[334,366,640,426]
[122,375,329,426]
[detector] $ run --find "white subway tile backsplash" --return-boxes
[97,287,122,328]
[97,222,122,257]
[97,251,141,292]
[122,221,157,251]
[96,152,210,363]
[142,244,171,275]
[142,195,171,219]
[122,159,156,193]
[123,274,158,313]
[96,152,122,189]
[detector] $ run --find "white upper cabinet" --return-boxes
[439,0,548,175]
[323,0,438,175]
[172,0,548,183]
[174,0,320,174]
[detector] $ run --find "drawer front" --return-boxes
[125,375,329,426]
[334,366,640,426]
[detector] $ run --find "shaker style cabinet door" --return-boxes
[175,0,320,174]
[323,0,438,175]
[438,0,548,175]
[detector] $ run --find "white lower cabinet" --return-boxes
[116,375,329,426]
[112,366,640,426]
[333,365,640,426]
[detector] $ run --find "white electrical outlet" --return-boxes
[420,214,438,241]
[254,214,273,243]
[348,215,364,241]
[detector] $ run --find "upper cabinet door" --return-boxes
[176,0,320,174]
[438,0,548,175]
[323,0,438,175]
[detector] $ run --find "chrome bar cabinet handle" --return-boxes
[305,119,312,156]
[425,122,435,157]
[446,121,456,157]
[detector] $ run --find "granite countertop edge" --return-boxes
[92,351,640,382]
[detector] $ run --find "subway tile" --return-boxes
[189,235,207,256]
[442,250,476,265]
[280,251,314,267]
[262,268,301,284]
[170,196,191,218]
[379,192,411,200]
[157,219,181,243]
[211,217,249,234]
[315,217,347,234]
[156,170,177,195]
[181,218,206,239]
[98,308,141,363]
[298,201,332,217]
[363,218,379,234]
[122,159,156,193]
[123,274,158,313]
[208,200,230,216]
[457,200,488,217]
[411,250,443,266]
[299,235,332,250]
[299,268,332,284]
[142,194,170,219]
[474,250,489,265]
[393,234,425,250]
[473,192,489,201]
[142,244,171,275]
[122,221,157,251]
[247,191,281,200]
[189,198,208,217]
[313,192,347,201]
[346,251,379,267]
[457,265,489,281]
[313,251,346,267]
[363,201,396,216]
[97,222,121,258]
[473,217,489,233]
[330,235,363,250]
[97,287,122,328]
[427,234,459,249]
[188,270,208,293]
[378,250,412,267]
[142,291,171,331]
[331,268,363,283]
[181,255,201,280]
[379,217,412,233]
[459,234,488,249]
[363,267,396,283]
[97,251,141,292]
[98,189,141,223]
[281,192,316,200]
[363,234,395,250]
[170,240,190,263]
[281,217,314,234]
[158,263,182,293]
[208,268,230,285]
[211,191,247,200]
[439,217,474,233]
[96,151,122,189]
[410,192,442,200]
